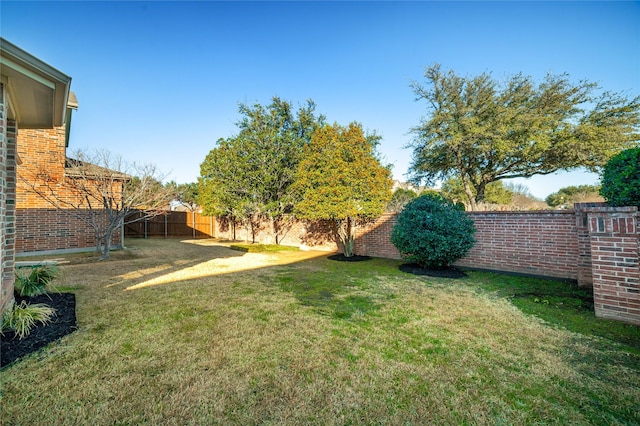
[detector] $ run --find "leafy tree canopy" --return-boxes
[545,184,603,208]
[408,64,640,211]
[386,188,418,213]
[600,147,640,207]
[199,97,325,241]
[293,122,393,256]
[441,177,512,208]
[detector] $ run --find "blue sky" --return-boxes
[2,1,639,199]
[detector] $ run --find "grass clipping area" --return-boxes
[2,238,639,425]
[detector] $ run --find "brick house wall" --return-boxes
[1,37,75,314]
[0,83,18,312]
[16,125,122,255]
[0,83,6,311]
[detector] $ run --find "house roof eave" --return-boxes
[0,37,72,128]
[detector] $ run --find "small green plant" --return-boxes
[1,301,56,339]
[391,193,476,268]
[15,265,59,297]
[600,147,640,207]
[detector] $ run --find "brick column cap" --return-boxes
[574,202,608,210]
[581,206,638,214]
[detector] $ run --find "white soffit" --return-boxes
[0,37,71,128]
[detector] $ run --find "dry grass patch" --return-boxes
[1,238,638,425]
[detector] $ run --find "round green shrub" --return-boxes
[600,147,640,207]
[391,193,476,268]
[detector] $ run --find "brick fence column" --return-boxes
[585,206,640,325]
[575,203,608,287]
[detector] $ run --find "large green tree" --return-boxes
[408,64,640,211]
[199,97,325,242]
[293,123,393,257]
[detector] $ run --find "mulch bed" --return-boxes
[1,293,77,368]
[328,254,372,262]
[399,263,467,279]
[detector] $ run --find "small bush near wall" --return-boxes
[391,194,476,268]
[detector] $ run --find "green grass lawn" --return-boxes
[2,238,638,425]
[229,243,300,253]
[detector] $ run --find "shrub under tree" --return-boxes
[391,194,476,268]
[600,147,640,208]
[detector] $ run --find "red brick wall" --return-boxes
[354,211,581,280]
[213,215,338,252]
[355,214,401,259]
[456,210,579,280]
[354,206,640,325]
[16,209,101,254]
[16,127,67,209]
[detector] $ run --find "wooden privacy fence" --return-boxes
[125,210,215,239]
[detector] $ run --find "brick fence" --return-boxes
[354,204,639,325]
[126,204,640,326]
[354,211,581,280]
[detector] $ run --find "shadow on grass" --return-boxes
[275,272,380,320]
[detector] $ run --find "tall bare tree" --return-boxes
[20,149,174,259]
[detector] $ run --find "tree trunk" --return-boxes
[272,217,279,245]
[476,182,487,206]
[462,179,478,211]
[337,217,355,257]
[95,235,102,254]
[101,232,112,260]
